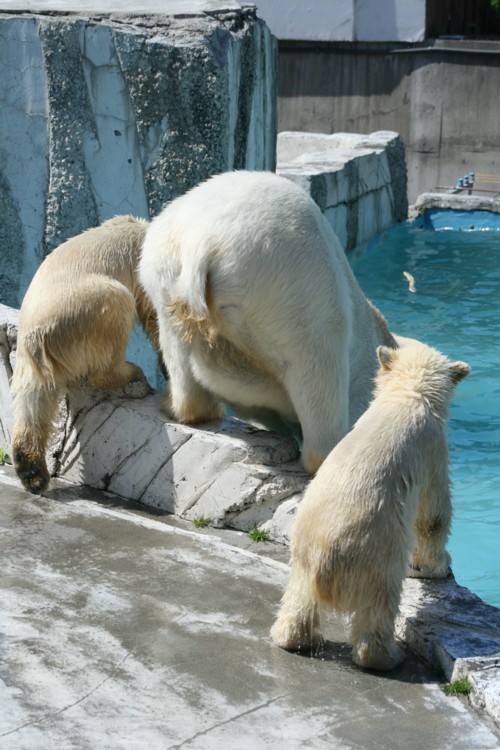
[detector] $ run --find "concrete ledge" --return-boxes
[1,303,498,727]
[397,577,500,724]
[414,192,500,215]
[48,382,306,529]
[2,485,499,746]
[277,130,408,250]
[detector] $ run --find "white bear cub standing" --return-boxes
[271,343,470,671]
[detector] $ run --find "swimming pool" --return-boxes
[350,210,500,609]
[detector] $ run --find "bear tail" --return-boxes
[20,327,57,387]
[168,250,217,344]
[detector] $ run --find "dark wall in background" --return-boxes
[426,0,500,37]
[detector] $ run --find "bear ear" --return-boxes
[449,361,471,383]
[376,346,395,371]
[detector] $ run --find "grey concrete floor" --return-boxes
[1,467,499,749]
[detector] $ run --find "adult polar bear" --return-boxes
[140,171,398,474]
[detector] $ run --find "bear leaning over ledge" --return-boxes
[11,216,158,494]
[139,170,401,475]
[271,342,470,671]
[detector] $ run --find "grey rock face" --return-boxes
[277,130,408,251]
[0,6,277,303]
[46,381,305,528]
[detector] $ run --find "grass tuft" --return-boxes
[248,525,270,542]
[193,516,211,528]
[441,677,472,697]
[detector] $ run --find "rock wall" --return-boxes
[0,4,277,308]
[277,130,408,251]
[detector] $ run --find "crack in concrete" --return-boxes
[105,430,155,480]
[166,693,290,749]
[66,398,118,451]
[0,646,136,738]
[55,399,120,475]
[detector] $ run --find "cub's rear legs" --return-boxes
[271,564,322,652]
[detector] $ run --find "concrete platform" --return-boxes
[1,469,499,749]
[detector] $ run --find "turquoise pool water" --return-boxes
[350,212,500,608]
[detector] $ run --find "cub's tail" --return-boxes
[14,327,57,391]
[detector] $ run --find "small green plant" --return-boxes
[193,515,211,528]
[248,525,270,542]
[0,448,10,465]
[441,677,472,697]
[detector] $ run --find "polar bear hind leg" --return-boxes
[271,565,323,652]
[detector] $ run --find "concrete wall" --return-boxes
[255,0,426,42]
[277,39,500,204]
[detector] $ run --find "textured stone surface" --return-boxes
[46,382,305,526]
[0,4,276,306]
[397,576,500,726]
[277,130,408,250]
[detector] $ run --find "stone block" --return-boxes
[38,367,304,524]
[0,3,277,308]
[414,191,500,216]
[277,130,408,250]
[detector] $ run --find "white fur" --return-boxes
[270,343,470,670]
[139,170,398,473]
[11,216,158,494]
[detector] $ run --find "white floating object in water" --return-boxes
[403,271,416,293]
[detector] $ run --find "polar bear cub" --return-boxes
[11,216,158,494]
[271,343,470,671]
[139,170,397,474]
